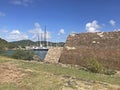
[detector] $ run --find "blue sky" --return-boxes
[0,0,120,42]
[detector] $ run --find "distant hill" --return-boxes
[0,38,18,50]
[10,40,35,48]
[0,38,64,50]
[10,40,65,47]
[0,38,8,44]
[0,38,65,49]
[0,38,9,50]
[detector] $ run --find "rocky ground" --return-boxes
[0,61,120,90]
[61,75,120,90]
[0,62,26,84]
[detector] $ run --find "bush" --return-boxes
[84,58,103,73]
[84,58,116,75]
[0,50,5,55]
[12,50,34,60]
[104,69,116,75]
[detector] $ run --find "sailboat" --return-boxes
[33,26,49,51]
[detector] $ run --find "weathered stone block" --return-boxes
[59,31,120,70]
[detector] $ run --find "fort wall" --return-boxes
[59,31,120,70]
[44,47,63,63]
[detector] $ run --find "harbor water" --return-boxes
[1,50,48,60]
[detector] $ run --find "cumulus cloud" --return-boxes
[109,20,116,26]
[58,29,65,35]
[7,30,28,41]
[10,0,33,6]
[85,20,101,33]
[29,23,51,41]
[10,30,20,34]
[0,12,6,16]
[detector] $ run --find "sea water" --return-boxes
[1,50,47,60]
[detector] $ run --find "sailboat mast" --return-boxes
[44,25,47,47]
[40,32,42,47]
[37,33,40,47]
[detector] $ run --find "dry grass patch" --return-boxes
[0,56,120,90]
[0,62,26,84]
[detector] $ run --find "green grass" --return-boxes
[17,60,120,85]
[0,56,120,90]
[0,56,14,63]
[0,83,22,90]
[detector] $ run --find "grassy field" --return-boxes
[0,56,120,90]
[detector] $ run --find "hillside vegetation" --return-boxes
[0,38,8,50]
[0,38,17,50]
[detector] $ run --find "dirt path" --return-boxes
[0,62,25,84]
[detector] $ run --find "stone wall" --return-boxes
[59,31,120,70]
[44,47,63,63]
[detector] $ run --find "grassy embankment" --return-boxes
[0,56,120,90]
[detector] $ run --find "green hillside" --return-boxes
[0,38,17,50]
[0,38,8,50]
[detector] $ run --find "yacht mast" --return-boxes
[44,25,47,47]
[37,33,40,47]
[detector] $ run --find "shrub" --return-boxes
[84,58,103,73]
[104,69,116,75]
[0,50,5,55]
[12,50,34,60]
[84,58,116,75]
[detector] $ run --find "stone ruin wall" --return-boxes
[44,47,63,63]
[59,31,120,70]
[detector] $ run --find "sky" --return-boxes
[0,0,120,42]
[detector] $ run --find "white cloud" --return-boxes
[85,20,101,33]
[0,12,6,17]
[7,30,28,41]
[10,30,21,34]
[10,0,33,6]
[58,29,65,35]
[29,23,51,41]
[109,20,116,26]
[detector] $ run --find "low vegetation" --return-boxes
[84,58,116,75]
[84,58,103,73]
[11,50,34,60]
[0,56,120,90]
